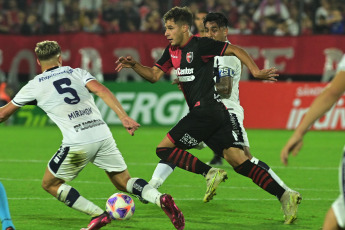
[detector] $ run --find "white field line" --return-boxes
[6,197,336,201]
[0,159,339,170]
[0,177,338,192]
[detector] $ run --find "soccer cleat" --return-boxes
[134,194,149,204]
[280,190,302,224]
[160,194,185,230]
[207,155,223,166]
[203,168,228,203]
[80,211,111,230]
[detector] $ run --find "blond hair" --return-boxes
[35,40,61,61]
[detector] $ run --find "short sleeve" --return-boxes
[198,37,228,58]
[217,56,240,78]
[337,55,345,73]
[155,46,173,73]
[75,68,96,84]
[12,81,36,107]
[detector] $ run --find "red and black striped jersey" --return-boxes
[155,36,228,110]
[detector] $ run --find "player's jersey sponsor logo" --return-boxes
[171,54,178,59]
[178,75,195,82]
[186,52,193,63]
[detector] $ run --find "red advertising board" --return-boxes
[240,81,345,130]
[0,33,344,75]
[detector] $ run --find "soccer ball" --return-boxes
[106,193,135,220]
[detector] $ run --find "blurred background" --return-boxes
[0,0,344,130]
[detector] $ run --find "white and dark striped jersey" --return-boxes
[12,66,112,145]
[214,41,244,117]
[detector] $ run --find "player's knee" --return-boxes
[156,147,172,161]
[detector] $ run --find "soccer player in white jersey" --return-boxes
[281,54,345,230]
[0,41,185,230]
[142,12,301,225]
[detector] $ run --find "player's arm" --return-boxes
[215,76,232,98]
[281,70,345,165]
[86,80,140,135]
[115,56,165,83]
[0,102,20,123]
[224,44,278,81]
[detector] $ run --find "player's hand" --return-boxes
[120,116,140,136]
[280,132,304,166]
[252,67,279,81]
[171,78,182,90]
[115,56,136,72]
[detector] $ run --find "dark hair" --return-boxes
[163,6,193,28]
[203,12,229,28]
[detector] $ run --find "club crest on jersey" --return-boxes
[186,52,193,63]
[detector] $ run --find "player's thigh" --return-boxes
[48,143,99,182]
[168,107,224,149]
[92,137,127,173]
[205,111,245,157]
[331,195,345,229]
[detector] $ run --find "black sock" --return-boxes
[235,160,285,199]
[156,147,211,176]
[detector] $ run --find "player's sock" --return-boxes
[156,147,212,176]
[235,159,285,200]
[126,178,162,206]
[0,182,15,230]
[56,184,103,217]
[251,157,290,191]
[149,160,176,189]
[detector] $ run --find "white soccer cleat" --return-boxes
[203,168,228,203]
[280,190,302,224]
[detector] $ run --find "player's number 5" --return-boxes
[53,78,81,104]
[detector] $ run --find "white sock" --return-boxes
[57,184,103,217]
[149,163,175,189]
[126,178,162,207]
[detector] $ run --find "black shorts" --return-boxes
[168,105,244,156]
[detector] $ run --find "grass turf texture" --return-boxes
[0,125,343,230]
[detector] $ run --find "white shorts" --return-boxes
[332,150,345,228]
[48,137,127,181]
[229,111,250,147]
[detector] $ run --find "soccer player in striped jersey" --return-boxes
[0,41,184,230]
[281,54,345,230]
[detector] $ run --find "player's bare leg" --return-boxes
[323,208,343,230]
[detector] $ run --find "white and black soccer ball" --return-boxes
[106,193,135,220]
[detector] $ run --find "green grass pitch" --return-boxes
[0,125,343,229]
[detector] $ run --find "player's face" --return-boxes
[204,21,227,42]
[164,19,184,46]
[194,12,207,32]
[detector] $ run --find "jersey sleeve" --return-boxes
[155,46,173,73]
[199,37,228,61]
[12,81,36,107]
[337,55,345,73]
[217,56,240,78]
[75,68,96,84]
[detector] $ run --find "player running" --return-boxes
[116,6,300,224]
[142,12,302,224]
[281,54,345,230]
[0,41,184,230]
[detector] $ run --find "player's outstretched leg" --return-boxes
[80,212,112,230]
[203,168,228,203]
[160,194,185,230]
[280,190,302,224]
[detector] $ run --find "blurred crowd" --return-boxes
[0,0,344,36]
